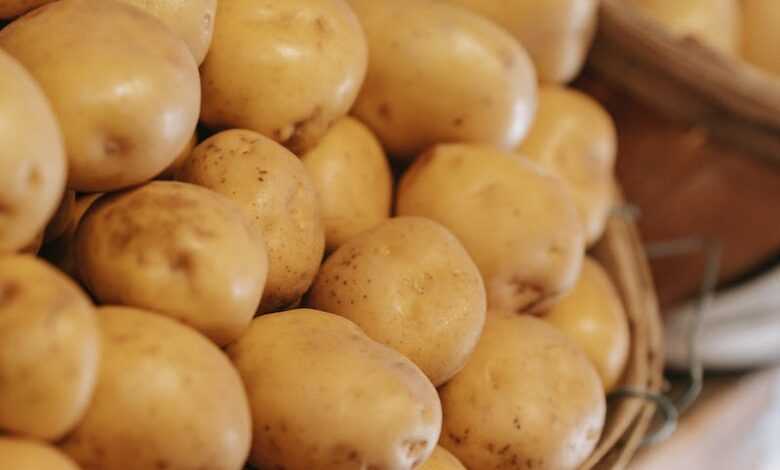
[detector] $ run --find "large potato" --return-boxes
[419,446,467,470]
[397,144,585,314]
[0,48,65,253]
[176,129,324,313]
[301,117,392,252]
[440,312,605,470]
[0,255,98,441]
[742,0,780,76]
[442,0,598,84]
[308,217,486,386]
[544,258,630,392]
[227,309,442,470]
[348,0,537,160]
[0,0,200,192]
[74,181,268,346]
[61,306,251,470]
[517,85,617,245]
[200,0,367,153]
[0,438,80,470]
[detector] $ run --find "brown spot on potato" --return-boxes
[377,102,392,120]
[452,116,464,127]
[0,282,21,305]
[170,251,194,273]
[402,439,428,460]
[103,136,132,158]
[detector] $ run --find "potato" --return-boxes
[0,438,80,470]
[0,0,50,18]
[348,0,537,160]
[742,0,780,76]
[74,181,268,346]
[41,192,102,278]
[61,306,251,470]
[308,217,486,386]
[440,312,605,470]
[517,85,617,245]
[544,258,630,392]
[200,0,367,153]
[176,129,324,313]
[0,48,65,253]
[0,0,200,192]
[227,309,442,470]
[397,144,585,314]
[301,117,392,252]
[419,446,467,470]
[0,255,99,441]
[442,0,598,84]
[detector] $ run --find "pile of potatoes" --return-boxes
[0,0,631,469]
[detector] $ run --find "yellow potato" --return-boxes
[0,0,200,192]
[41,192,102,278]
[544,258,630,392]
[442,0,598,84]
[227,309,442,470]
[308,217,486,386]
[418,446,467,470]
[74,181,268,346]
[200,0,367,153]
[177,129,324,313]
[0,255,99,441]
[301,117,392,252]
[0,438,80,470]
[0,48,65,253]
[742,0,780,76]
[348,0,537,160]
[0,0,50,18]
[517,85,617,245]
[440,312,605,470]
[61,306,251,470]
[397,144,585,314]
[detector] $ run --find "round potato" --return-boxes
[61,306,251,470]
[440,312,606,470]
[742,0,780,76]
[41,192,102,278]
[517,85,617,245]
[0,0,200,192]
[0,48,65,253]
[176,129,324,313]
[0,0,51,18]
[397,144,585,314]
[0,438,80,470]
[74,181,268,346]
[442,0,598,84]
[419,446,467,470]
[227,309,442,470]
[0,255,99,441]
[308,217,486,386]
[301,117,392,252]
[348,0,537,160]
[544,258,630,392]
[200,0,367,153]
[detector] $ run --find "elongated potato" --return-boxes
[348,0,537,160]
[227,309,442,470]
[0,255,99,441]
[419,446,467,470]
[0,438,80,470]
[742,0,780,76]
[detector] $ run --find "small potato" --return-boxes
[308,217,486,386]
[0,0,200,191]
[301,117,392,252]
[419,446,467,470]
[61,306,251,470]
[177,129,324,313]
[75,181,268,346]
[0,438,80,470]
[0,0,50,18]
[440,312,605,470]
[397,144,585,314]
[201,0,367,153]
[544,258,630,392]
[348,0,537,160]
[742,0,780,76]
[517,85,617,245]
[0,255,99,441]
[0,48,65,253]
[227,309,442,470]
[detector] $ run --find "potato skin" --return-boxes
[348,0,537,160]
[396,144,585,314]
[227,309,442,470]
[308,217,486,386]
[200,0,367,153]
[440,312,605,470]
[0,438,80,470]
[0,48,65,253]
[0,255,99,441]
[74,181,268,346]
[301,117,392,252]
[61,306,251,470]
[0,0,200,192]
[176,129,324,313]
[419,446,467,470]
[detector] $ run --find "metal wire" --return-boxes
[608,387,680,446]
